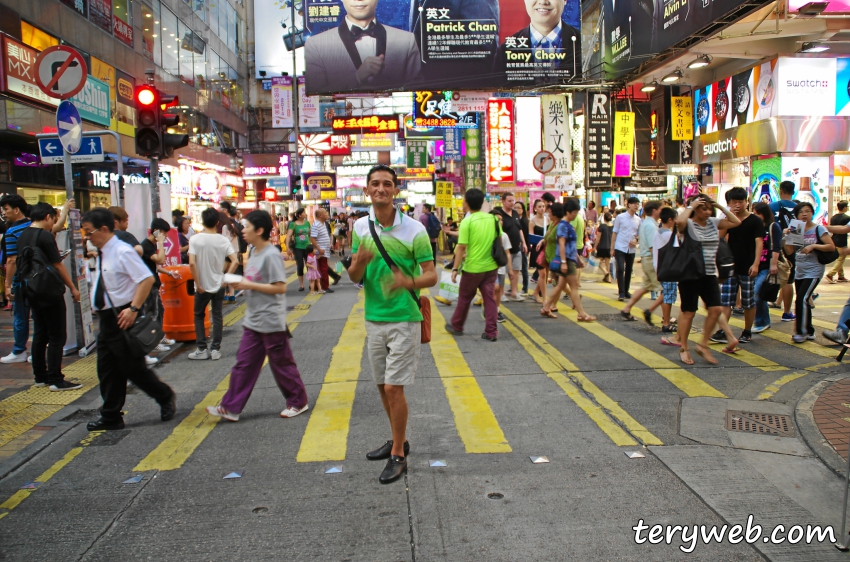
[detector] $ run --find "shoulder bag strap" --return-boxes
[368,218,419,307]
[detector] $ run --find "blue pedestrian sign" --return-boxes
[56,100,82,154]
[39,136,103,164]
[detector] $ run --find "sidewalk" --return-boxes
[797,373,850,478]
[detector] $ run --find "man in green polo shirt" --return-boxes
[348,165,437,485]
[447,188,501,341]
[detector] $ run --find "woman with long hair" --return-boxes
[529,199,548,303]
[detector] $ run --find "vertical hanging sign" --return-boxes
[406,140,428,169]
[271,76,294,128]
[487,99,514,183]
[297,76,321,128]
[586,91,612,188]
[542,94,571,174]
[671,96,694,141]
[612,112,635,177]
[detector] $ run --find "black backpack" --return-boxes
[17,233,65,303]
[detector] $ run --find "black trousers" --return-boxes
[614,250,636,297]
[293,247,308,277]
[194,287,225,351]
[31,301,67,384]
[96,308,174,422]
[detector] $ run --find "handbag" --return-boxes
[491,216,508,268]
[716,238,735,282]
[368,220,431,344]
[759,273,781,302]
[814,226,840,265]
[98,259,164,358]
[536,250,546,267]
[656,226,706,282]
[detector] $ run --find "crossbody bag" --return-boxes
[98,258,164,357]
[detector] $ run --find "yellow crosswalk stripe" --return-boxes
[134,277,315,472]
[767,307,834,330]
[757,372,809,401]
[555,307,725,398]
[499,308,661,446]
[718,310,837,358]
[580,290,785,372]
[296,294,365,462]
[430,299,512,454]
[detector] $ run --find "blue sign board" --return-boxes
[56,101,82,154]
[443,129,462,161]
[39,136,104,164]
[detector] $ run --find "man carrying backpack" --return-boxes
[419,204,442,264]
[16,203,81,390]
[770,181,798,322]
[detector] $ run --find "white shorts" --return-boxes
[366,321,420,386]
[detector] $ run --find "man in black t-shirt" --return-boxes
[711,188,764,345]
[109,206,143,256]
[827,201,850,283]
[141,218,179,323]
[495,192,527,301]
[16,203,81,391]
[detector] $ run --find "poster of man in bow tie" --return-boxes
[304,0,422,93]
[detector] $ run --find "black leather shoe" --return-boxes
[445,323,463,336]
[379,455,407,484]
[160,394,177,421]
[325,288,335,293]
[87,418,125,431]
[481,333,497,342]
[366,440,410,460]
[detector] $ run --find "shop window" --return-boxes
[193,0,206,22]
[113,0,133,46]
[160,6,179,77]
[217,0,228,47]
[235,13,244,57]
[21,22,59,51]
[226,3,236,53]
[177,19,201,87]
[141,3,157,63]
[209,0,219,38]
[207,50,220,97]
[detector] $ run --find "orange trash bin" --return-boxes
[159,264,210,342]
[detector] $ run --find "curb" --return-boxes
[795,372,850,479]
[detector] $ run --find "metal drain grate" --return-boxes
[725,411,795,437]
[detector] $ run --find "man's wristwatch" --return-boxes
[129,305,140,313]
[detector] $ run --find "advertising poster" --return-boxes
[542,94,571,175]
[781,156,830,225]
[789,0,850,11]
[301,0,581,94]
[776,58,836,117]
[435,181,453,208]
[89,0,113,35]
[751,157,782,205]
[272,76,294,128]
[297,77,321,127]
[586,91,611,187]
[303,171,337,200]
[695,59,779,137]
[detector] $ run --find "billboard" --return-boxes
[301,0,581,94]
[602,0,750,79]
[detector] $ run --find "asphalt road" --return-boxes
[0,266,848,561]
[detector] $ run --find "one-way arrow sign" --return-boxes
[39,136,104,165]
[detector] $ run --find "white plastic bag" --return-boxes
[438,270,460,302]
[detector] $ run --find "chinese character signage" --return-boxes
[407,140,428,169]
[671,96,693,141]
[464,123,483,162]
[542,94,571,175]
[487,99,514,183]
[271,76,294,128]
[351,133,397,151]
[300,0,581,94]
[413,91,480,129]
[297,76,321,128]
[332,115,399,134]
[464,161,485,190]
[298,134,352,155]
[443,129,462,161]
[612,112,634,177]
[89,0,112,34]
[60,0,88,17]
[585,91,611,188]
[1,38,60,107]
[435,181,453,208]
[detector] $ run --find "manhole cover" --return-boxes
[725,411,795,437]
[89,430,132,446]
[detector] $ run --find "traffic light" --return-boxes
[291,175,301,198]
[160,93,188,158]
[264,188,277,201]
[135,85,161,157]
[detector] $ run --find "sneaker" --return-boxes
[732,307,745,316]
[827,274,836,284]
[161,337,176,346]
[781,312,796,322]
[1,351,28,364]
[481,333,497,342]
[234,290,244,297]
[839,278,849,283]
[751,325,770,333]
[823,329,848,345]
[618,295,626,302]
[280,403,309,418]
[145,355,158,366]
[738,331,752,344]
[206,405,239,422]
[444,323,464,336]
[153,344,171,353]
[497,312,507,323]
[807,334,817,341]
[27,356,32,364]
[792,334,807,343]
[509,294,526,302]
[34,382,47,387]
[709,330,727,344]
[625,292,632,299]
[49,379,83,391]
[210,350,221,361]
[188,348,210,360]
[473,297,483,306]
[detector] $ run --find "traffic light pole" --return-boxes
[290,0,300,184]
[150,157,161,218]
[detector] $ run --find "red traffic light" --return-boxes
[264,189,277,201]
[136,86,156,106]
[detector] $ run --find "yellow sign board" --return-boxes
[671,96,694,141]
[435,181,453,209]
[612,111,635,177]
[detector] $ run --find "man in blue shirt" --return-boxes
[0,194,32,364]
[769,181,797,322]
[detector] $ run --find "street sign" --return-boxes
[56,101,82,154]
[435,181,453,208]
[40,136,104,164]
[34,45,88,100]
[533,150,556,174]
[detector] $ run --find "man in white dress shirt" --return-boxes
[82,208,176,431]
[610,197,642,301]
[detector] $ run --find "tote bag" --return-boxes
[656,226,706,282]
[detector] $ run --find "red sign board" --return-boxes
[34,45,88,100]
[297,133,352,156]
[113,15,133,46]
[487,99,514,183]
[163,229,181,267]
[1,37,60,107]
[331,115,400,135]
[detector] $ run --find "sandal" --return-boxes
[577,315,596,322]
[679,349,695,365]
[721,346,739,354]
[695,345,718,365]
[620,310,636,321]
[661,336,681,347]
[540,308,557,319]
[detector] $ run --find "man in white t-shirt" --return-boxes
[610,197,642,300]
[188,207,238,360]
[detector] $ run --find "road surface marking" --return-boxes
[500,308,661,446]
[757,372,808,401]
[555,307,725,398]
[134,280,316,472]
[580,290,785,372]
[296,295,366,462]
[430,299,512,454]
